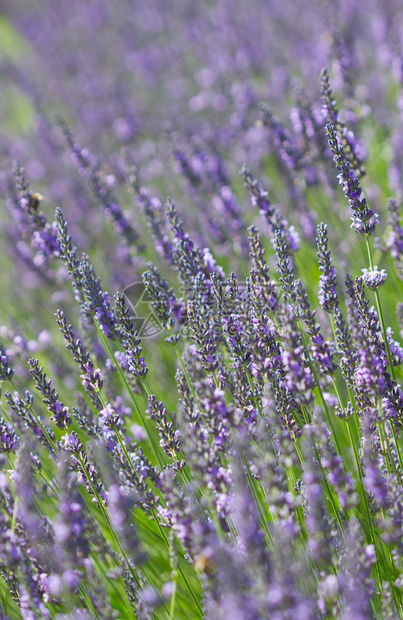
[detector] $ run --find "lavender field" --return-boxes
[2,1,403,618]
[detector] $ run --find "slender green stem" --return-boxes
[377,422,392,475]
[344,409,383,584]
[76,451,140,587]
[156,509,203,616]
[367,244,394,376]
[365,237,403,478]
[245,367,263,417]
[297,323,344,454]
[301,405,347,543]
[174,344,201,411]
[96,326,164,468]
[176,565,203,617]
[169,572,178,620]
[111,421,152,493]
[315,443,347,545]
[10,496,17,536]
[294,441,305,469]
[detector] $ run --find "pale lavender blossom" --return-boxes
[361,266,388,290]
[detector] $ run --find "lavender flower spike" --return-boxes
[0,352,14,381]
[321,67,365,177]
[0,417,19,453]
[28,358,72,429]
[325,123,378,236]
[316,223,338,313]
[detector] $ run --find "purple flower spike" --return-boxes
[28,358,72,429]
[0,418,19,453]
[0,352,14,381]
[326,123,378,237]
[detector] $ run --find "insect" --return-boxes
[28,192,44,212]
[193,552,215,574]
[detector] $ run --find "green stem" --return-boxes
[76,451,140,588]
[245,367,263,418]
[345,411,383,582]
[365,238,403,479]
[297,323,344,454]
[377,422,392,475]
[169,573,178,620]
[156,509,203,616]
[174,344,201,412]
[301,405,347,543]
[96,326,163,468]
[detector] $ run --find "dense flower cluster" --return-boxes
[2,2,403,619]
